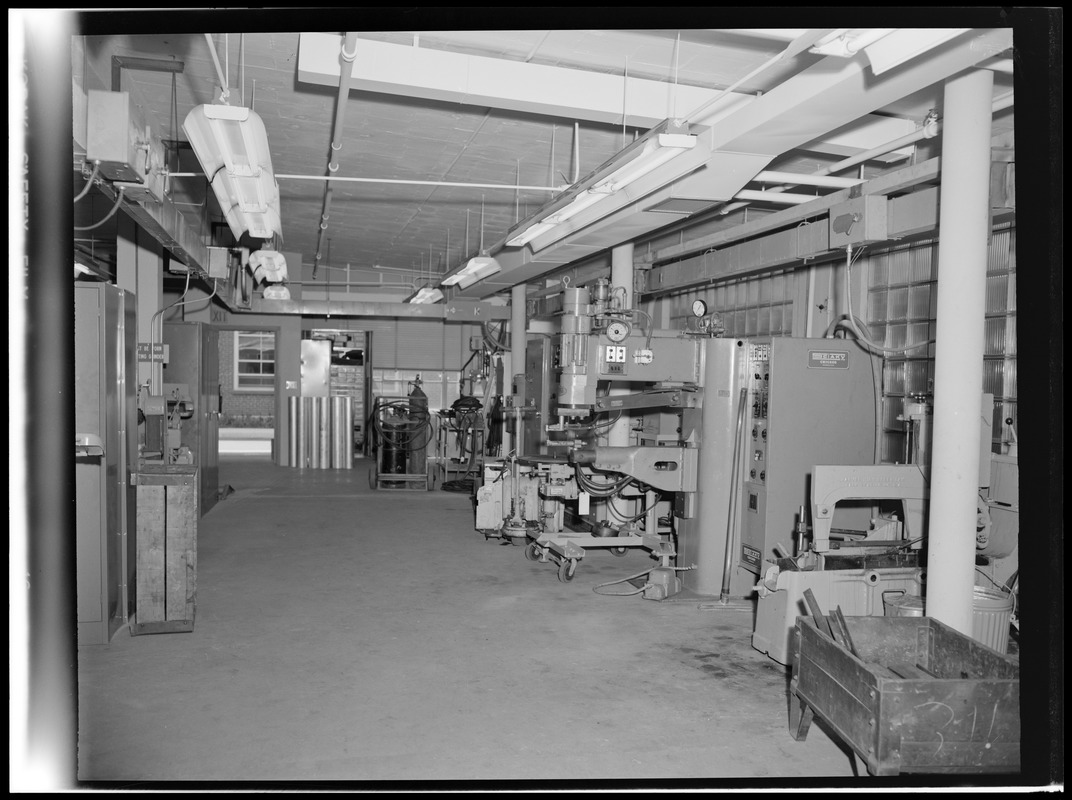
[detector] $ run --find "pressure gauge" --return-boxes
[606,320,631,342]
[692,299,708,318]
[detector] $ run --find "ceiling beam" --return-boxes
[460,29,1013,299]
[297,33,752,131]
[296,33,913,160]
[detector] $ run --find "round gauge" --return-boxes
[692,299,708,318]
[606,320,631,342]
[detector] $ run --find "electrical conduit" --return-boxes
[313,32,358,279]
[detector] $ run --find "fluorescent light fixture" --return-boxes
[408,287,444,304]
[248,248,288,284]
[182,104,282,241]
[863,29,971,75]
[441,256,502,289]
[504,132,696,250]
[262,284,291,300]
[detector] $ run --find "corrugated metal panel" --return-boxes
[352,320,397,369]
[444,324,465,370]
[396,319,444,369]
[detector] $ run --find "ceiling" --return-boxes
[70,13,1016,305]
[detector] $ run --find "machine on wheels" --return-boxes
[367,378,433,491]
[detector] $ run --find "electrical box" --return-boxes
[86,90,148,183]
[86,90,167,203]
[828,195,888,248]
[206,247,233,280]
[738,338,879,576]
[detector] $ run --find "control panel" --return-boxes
[738,338,878,575]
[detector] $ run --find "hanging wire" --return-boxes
[74,187,125,231]
[73,162,100,203]
[841,243,937,357]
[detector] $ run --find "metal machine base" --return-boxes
[753,556,923,665]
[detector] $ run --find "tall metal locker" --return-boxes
[738,337,879,576]
[75,283,137,644]
[162,322,221,517]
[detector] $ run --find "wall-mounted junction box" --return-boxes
[828,195,888,248]
[86,90,166,203]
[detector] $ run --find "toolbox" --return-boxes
[789,614,1019,776]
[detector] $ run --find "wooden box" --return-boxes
[130,465,198,634]
[790,615,1019,776]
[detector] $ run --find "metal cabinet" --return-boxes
[75,283,137,644]
[162,322,220,517]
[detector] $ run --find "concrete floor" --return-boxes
[77,454,877,787]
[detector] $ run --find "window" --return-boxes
[234,330,275,391]
[866,225,1017,460]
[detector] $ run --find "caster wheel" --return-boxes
[557,558,578,582]
[524,542,541,561]
[368,468,377,491]
[610,546,628,557]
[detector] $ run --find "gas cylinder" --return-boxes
[407,376,428,476]
[380,413,408,476]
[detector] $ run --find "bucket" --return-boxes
[883,590,925,617]
[971,585,1015,654]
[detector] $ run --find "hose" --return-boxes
[73,161,100,203]
[74,186,125,231]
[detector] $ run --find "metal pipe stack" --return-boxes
[287,396,354,469]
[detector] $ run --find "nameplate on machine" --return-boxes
[807,349,848,369]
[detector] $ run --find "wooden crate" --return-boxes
[790,615,1020,776]
[130,465,198,634]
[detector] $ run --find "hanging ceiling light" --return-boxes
[503,128,697,252]
[182,104,282,241]
[440,256,501,290]
[407,286,445,304]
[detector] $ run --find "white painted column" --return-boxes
[611,243,634,310]
[508,283,528,456]
[925,69,994,637]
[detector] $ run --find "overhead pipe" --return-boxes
[278,174,563,192]
[720,91,1014,216]
[313,32,358,279]
[925,69,995,638]
[679,29,835,126]
[751,170,861,189]
[731,189,816,205]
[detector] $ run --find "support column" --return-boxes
[508,283,528,456]
[611,242,634,310]
[608,244,635,449]
[925,69,994,637]
[116,214,164,393]
[606,244,636,524]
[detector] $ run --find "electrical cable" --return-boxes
[573,464,634,497]
[74,187,124,231]
[592,563,696,597]
[843,244,936,357]
[73,162,100,203]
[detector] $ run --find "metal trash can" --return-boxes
[971,586,1015,654]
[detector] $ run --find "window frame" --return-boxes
[233,330,276,393]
